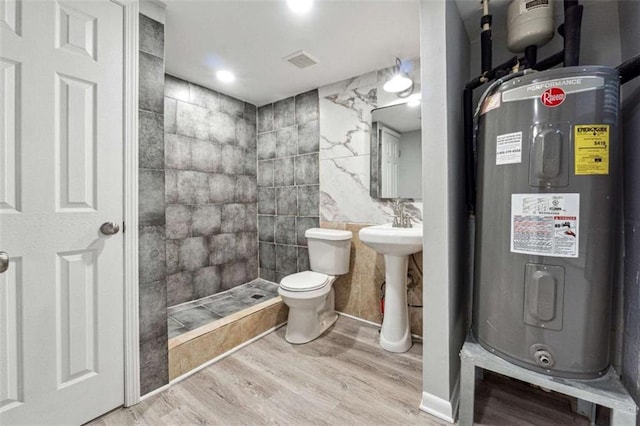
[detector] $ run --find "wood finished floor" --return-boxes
[90,316,598,425]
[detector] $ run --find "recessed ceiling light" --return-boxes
[216,70,235,83]
[287,0,313,14]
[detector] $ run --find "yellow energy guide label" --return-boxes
[574,125,609,175]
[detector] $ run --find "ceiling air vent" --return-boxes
[284,50,319,69]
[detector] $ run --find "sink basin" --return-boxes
[359,223,423,353]
[358,223,422,256]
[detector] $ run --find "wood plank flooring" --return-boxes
[90,316,600,425]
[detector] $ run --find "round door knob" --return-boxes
[0,251,8,273]
[100,222,120,236]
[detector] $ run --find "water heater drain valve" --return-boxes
[534,349,555,369]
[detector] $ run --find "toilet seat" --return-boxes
[280,271,329,292]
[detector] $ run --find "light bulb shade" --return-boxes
[383,73,413,93]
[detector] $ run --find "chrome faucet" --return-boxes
[392,199,412,228]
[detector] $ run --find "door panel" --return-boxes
[0,0,21,36]
[56,73,97,211]
[57,249,98,387]
[0,58,20,212]
[0,257,23,411]
[0,1,125,424]
[381,126,400,198]
[55,1,97,60]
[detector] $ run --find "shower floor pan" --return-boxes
[167,278,280,338]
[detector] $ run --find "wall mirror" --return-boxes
[370,102,422,199]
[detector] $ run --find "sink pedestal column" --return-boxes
[380,254,412,353]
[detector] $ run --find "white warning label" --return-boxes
[496,131,522,165]
[511,193,580,258]
[520,0,550,14]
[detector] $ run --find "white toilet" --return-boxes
[278,228,352,344]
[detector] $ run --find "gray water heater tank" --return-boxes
[472,66,620,378]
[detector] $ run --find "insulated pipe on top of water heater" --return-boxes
[480,0,492,75]
[561,0,583,67]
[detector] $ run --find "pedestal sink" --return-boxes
[359,223,423,353]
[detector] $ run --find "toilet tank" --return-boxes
[305,228,352,275]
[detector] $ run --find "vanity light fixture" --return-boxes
[383,58,414,98]
[216,70,235,83]
[287,0,313,14]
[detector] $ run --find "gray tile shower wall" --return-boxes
[257,90,320,282]
[138,14,168,396]
[164,75,258,307]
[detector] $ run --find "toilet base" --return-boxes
[285,310,338,345]
[281,287,337,344]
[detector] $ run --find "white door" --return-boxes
[380,126,400,198]
[0,1,125,424]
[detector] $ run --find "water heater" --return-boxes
[472,66,620,378]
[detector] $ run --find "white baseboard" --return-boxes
[336,311,423,341]
[337,311,381,328]
[140,382,171,401]
[419,374,460,424]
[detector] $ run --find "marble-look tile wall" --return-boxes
[319,61,423,224]
[257,90,320,282]
[138,14,168,396]
[316,62,424,335]
[164,75,258,306]
[322,222,423,336]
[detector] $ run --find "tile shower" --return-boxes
[160,75,291,379]
[138,14,169,395]
[160,85,322,380]
[164,74,259,306]
[257,91,321,283]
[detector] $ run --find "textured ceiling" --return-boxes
[165,0,420,106]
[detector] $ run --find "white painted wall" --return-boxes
[398,130,422,199]
[420,0,470,422]
[140,0,166,24]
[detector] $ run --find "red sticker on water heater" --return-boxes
[540,87,566,107]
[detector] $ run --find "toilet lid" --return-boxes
[280,271,330,292]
